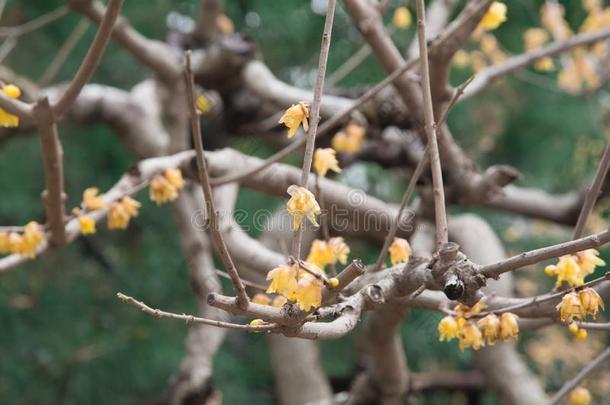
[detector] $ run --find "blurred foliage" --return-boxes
[0,0,608,404]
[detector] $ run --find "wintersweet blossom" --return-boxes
[78,215,96,235]
[252,293,271,305]
[286,185,321,230]
[556,292,585,323]
[306,237,350,269]
[278,102,309,139]
[392,7,412,29]
[479,2,507,31]
[108,197,141,230]
[331,124,365,153]
[569,386,592,405]
[578,288,604,318]
[458,322,484,351]
[498,312,519,341]
[545,255,583,287]
[0,84,21,127]
[266,264,298,299]
[477,314,500,346]
[294,274,323,311]
[388,237,411,266]
[16,221,45,258]
[83,187,105,211]
[313,148,341,177]
[454,301,488,319]
[438,316,460,342]
[575,249,605,277]
[149,168,185,206]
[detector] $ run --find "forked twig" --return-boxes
[184,50,249,308]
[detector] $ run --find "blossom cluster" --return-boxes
[556,288,604,341]
[544,249,605,288]
[438,301,519,351]
[0,222,45,258]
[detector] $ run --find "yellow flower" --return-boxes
[534,57,555,71]
[438,315,460,342]
[576,249,605,277]
[18,221,45,258]
[479,2,507,31]
[0,84,21,128]
[578,288,604,318]
[164,168,185,190]
[392,7,412,29]
[0,231,10,254]
[82,187,106,211]
[149,175,179,206]
[453,50,471,69]
[286,185,321,230]
[294,274,323,311]
[499,312,519,341]
[575,328,588,340]
[278,102,309,139]
[328,237,350,265]
[455,301,488,318]
[266,264,298,299]
[458,322,484,351]
[272,295,287,308]
[306,237,350,269]
[196,95,212,114]
[313,148,341,177]
[388,237,411,266]
[306,240,335,269]
[252,293,271,305]
[524,28,549,50]
[78,215,96,235]
[216,14,235,34]
[331,124,365,154]
[477,314,500,346]
[108,197,141,230]
[569,387,592,405]
[568,321,579,335]
[547,255,583,287]
[556,292,585,323]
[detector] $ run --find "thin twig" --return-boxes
[215,269,267,291]
[53,0,124,117]
[38,19,90,86]
[184,50,249,308]
[572,142,610,240]
[0,35,16,64]
[374,145,429,271]
[0,5,68,38]
[415,0,448,248]
[34,97,66,247]
[548,346,610,404]
[116,293,277,332]
[575,321,610,331]
[436,75,474,128]
[291,0,337,258]
[209,58,421,186]
[314,175,335,275]
[479,229,610,279]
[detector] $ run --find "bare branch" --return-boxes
[38,19,90,86]
[572,142,610,239]
[415,0,448,248]
[464,28,610,99]
[116,292,277,332]
[53,0,124,116]
[33,97,66,247]
[0,5,68,38]
[184,50,249,307]
[548,346,610,405]
[480,228,610,279]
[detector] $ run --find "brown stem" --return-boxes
[548,346,610,404]
[34,96,66,247]
[480,228,610,279]
[415,0,448,248]
[291,0,336,258]
[53,0,124,117]
[0,5,68,38]
[572,142,610,240]
[184,50,249,308]
[116,292,276,331]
